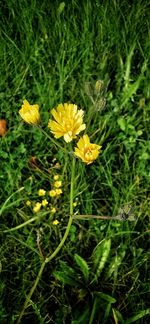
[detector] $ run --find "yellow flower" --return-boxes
[54,180,62,188]
[26,200,31,206]
[74,134,101,164]
[42,199,48,207]
[51,207,56,214]
[33,202,42,213]
[52,219,59,225]
[49,189,57,197]
[38,189,46,196]
[53,174,59,180]
[48,103,86,142]
[19,100,40,124]
[55,188,62,195]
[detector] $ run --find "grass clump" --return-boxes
[0,0,150,323]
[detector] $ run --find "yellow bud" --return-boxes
[52,220,59,225]
[73,202,77,207]
[53,174,59,180]
[26,200,31,206]
[51,207,56,214]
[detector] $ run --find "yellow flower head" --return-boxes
[49,189,57,197]
[38,189,46,196]
[54,180,62,188]
[33,202,42,213]
[52,219,59,225]
[55,188,62,195]
[74,134,101,164]
[48,103,86,142]
[42,199,48,207]
[19,100,40,124]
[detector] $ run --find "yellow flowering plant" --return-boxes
[16,94,135,323]
[16,96,103,323]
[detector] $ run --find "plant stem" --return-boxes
[38,125,70,155]
[44,158,75,263]
[16,260,46,324]
[17,157,75,323]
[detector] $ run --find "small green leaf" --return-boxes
[117,117,126,131]
[58,2,65,15]
[112,308,124,324]
[53,271,77,286]
[74,254,89,282]
[103,303,112,322]
[95,292,116,304]
[53,261,78,286]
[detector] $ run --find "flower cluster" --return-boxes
[19,99,102,164]
[25,174,62,219]
[48,102,101,164]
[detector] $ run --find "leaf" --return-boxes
[125,309,150,323]
[53,271,77,286]
[112,308,124,324]
[57,2,65,15]
[74,254,89,282]
[117,117,126,131]
[103,303,112,322]
[92,239,111,280]
[53,261,78,286]
[89,296,99,324]
[105,250,126,280]
[91,240,104,269]
[95,292,116,304]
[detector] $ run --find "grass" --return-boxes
[0,0,150,323]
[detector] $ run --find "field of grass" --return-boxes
[0,0,150,323]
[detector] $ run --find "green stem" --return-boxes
[45,156,75,264]
[38,125,70,155]
[17,157,75,323]
[16,260,46,324]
